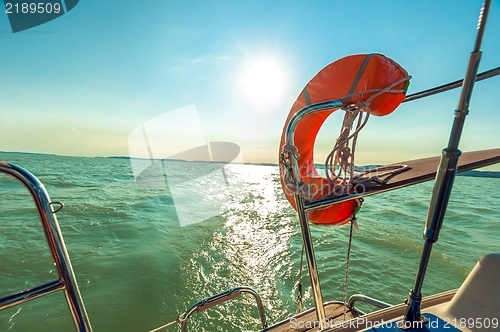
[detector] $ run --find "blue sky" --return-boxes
[1,0,499,169]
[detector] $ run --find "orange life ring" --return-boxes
[279,54,409,225]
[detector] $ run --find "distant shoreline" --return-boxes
[2,151,500,178]
[456,170,500,178]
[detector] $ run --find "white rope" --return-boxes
[313,75,412,201]
[341,76,411,105]
[148,303,186,332]
[281,74,411,206]
[352,164,410,185]
[149,320,179,332]
[280,145,311,200]
[307,107,368,201]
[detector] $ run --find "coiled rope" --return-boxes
[317,76,412,200]
[281,75,411,208]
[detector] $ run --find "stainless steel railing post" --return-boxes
[0,162,93,332]
[284,100,344,329]
[294,194,327,328]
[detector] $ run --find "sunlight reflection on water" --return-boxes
[1,153,499,331]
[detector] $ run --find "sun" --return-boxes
[240,60,287,106]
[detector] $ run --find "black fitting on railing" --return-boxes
[404,289,422,322]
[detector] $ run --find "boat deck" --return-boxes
[265,301,360,332]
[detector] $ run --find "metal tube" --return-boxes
[0,279,64,310]
[295,195,327,328]
[347,294,392,310]
[283,100,344,329]
[285,99,345,184]
[0,162,93,332]
[181,286,267,331]
[403,66,500,103]
[404,0,491,324]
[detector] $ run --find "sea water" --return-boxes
[0,152,499,332]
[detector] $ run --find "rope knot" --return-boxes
[282,144,300,160]
[356,100,370,109]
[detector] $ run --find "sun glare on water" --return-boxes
[240,60,287,107]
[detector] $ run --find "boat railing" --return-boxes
[347,294,392,314]
[280,59,500,329]
[180,286,267,331]
[0,162,93,332]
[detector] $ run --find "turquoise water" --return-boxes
[0,152,499,332]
